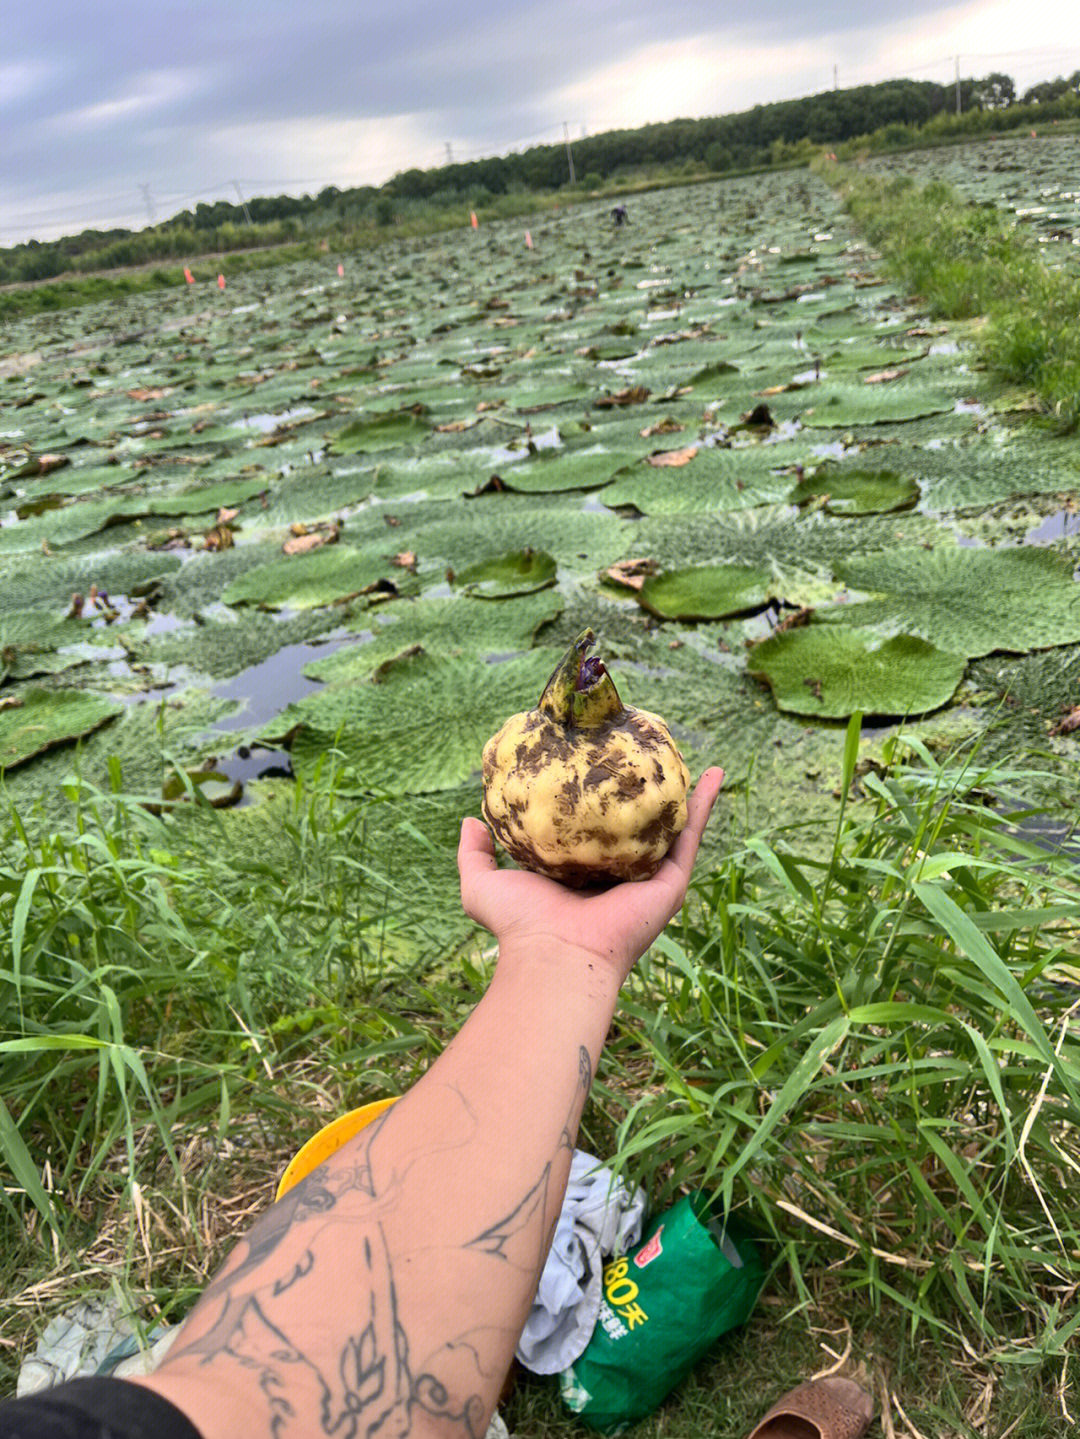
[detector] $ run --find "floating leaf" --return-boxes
[0,688,122,770]
[157,769,243,810]
[509,379,593,412]
[603,557,659,591]
[800,378,959,427]
[489,449,636,494]
[329,409,431,453]
[637,562,774,619]
[748,627,966,717]
[790,466,920,516]
[828,547,1080,657]
[302,591,563,685]
[221,545,402,610]
[453,548,557,598]
[265,648,559,796]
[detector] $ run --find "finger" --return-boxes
[457,816,498,883]
[659,767,724,883]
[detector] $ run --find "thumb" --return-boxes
[457,815,497,881]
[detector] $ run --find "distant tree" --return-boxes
[1022,72,1080,104]
[973,72,1016,109]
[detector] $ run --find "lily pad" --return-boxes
[637,562,774,619]
[799,379,960,427]
[491,449,636,494]
[221,545,405,610]
[158,769,243,809]
[263,647,559,796]
[0,688,123,771]
[303,591,564,684]
[748,627,966,718]
[790,466,920,516]
[1,611,89,684]
[508,378,594,412]
[828,547,1080,657]
[329,409,431,453]
[454,548,557,597]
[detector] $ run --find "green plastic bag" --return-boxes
[558,1191,765,1434]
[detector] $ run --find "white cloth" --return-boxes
[16,1297,172,1396]
[514,1149,647,1375]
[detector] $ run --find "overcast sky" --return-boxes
[1,1,1076,246]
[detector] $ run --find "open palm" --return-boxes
[458,768,724,982]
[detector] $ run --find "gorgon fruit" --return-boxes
[481,629,690,886]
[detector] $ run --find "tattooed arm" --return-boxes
[133,770,724,1439]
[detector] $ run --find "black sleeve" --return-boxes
[0,1377,203,1439]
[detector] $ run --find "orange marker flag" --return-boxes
[337,262,345,277]
[183,266,195,284]
[470,211,478,229]
[217,274,226,290]
[525,230,533,249]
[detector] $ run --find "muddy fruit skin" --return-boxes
[481,629,690,886]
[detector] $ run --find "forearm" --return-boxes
[136,942,621,1439]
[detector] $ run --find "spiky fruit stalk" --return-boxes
[481,629,690,886]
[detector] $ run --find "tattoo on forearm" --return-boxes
[164,1111,487,1436]
[465,1164,550,1275]
[167,1205,485,1436]
[559,1044,593,1151]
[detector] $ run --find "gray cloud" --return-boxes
[0,0,1065,242]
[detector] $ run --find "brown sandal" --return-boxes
[746,1376,874,1439]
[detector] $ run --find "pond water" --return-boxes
[208,637,352,732]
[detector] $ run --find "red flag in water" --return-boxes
[337,263,345,277]
[525,230,533,249]
[470,211,478,229]
[183,267,195,284]
[217,274,226,290]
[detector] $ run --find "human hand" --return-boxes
[458,767,723,983]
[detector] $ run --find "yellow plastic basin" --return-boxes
[275,1096,399,1201]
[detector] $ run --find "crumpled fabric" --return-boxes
[15,1297,173,1397]
[16,1299,510,1438]
[515,1149,647,1375]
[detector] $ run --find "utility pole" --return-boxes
[232,180,254,225]
[445,142,453,165]
[833,65,838,91]
[564,121,576,185]
[955,56,962,114]
[139,183,155,225]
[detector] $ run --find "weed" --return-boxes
[830,166,1080,429]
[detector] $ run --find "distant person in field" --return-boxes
[611,203,629,226]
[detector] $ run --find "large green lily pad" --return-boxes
[263,647,558,795]
[637,562,775,620]
[828,546,1080,657]
[453,548,557,597]
[0,689,123,770]
[492,449,636,494]
[303,591,563,685]
[748,627,967,718]
[790,465,920,516]
[799,378,960,427]
[221,545,406,610]
[329,410,431,453]
[1,611,90,684]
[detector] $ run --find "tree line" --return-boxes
[3,71,1078,288]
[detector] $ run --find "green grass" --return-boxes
[2,724,1078,1432]
[829,167,1080,431]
